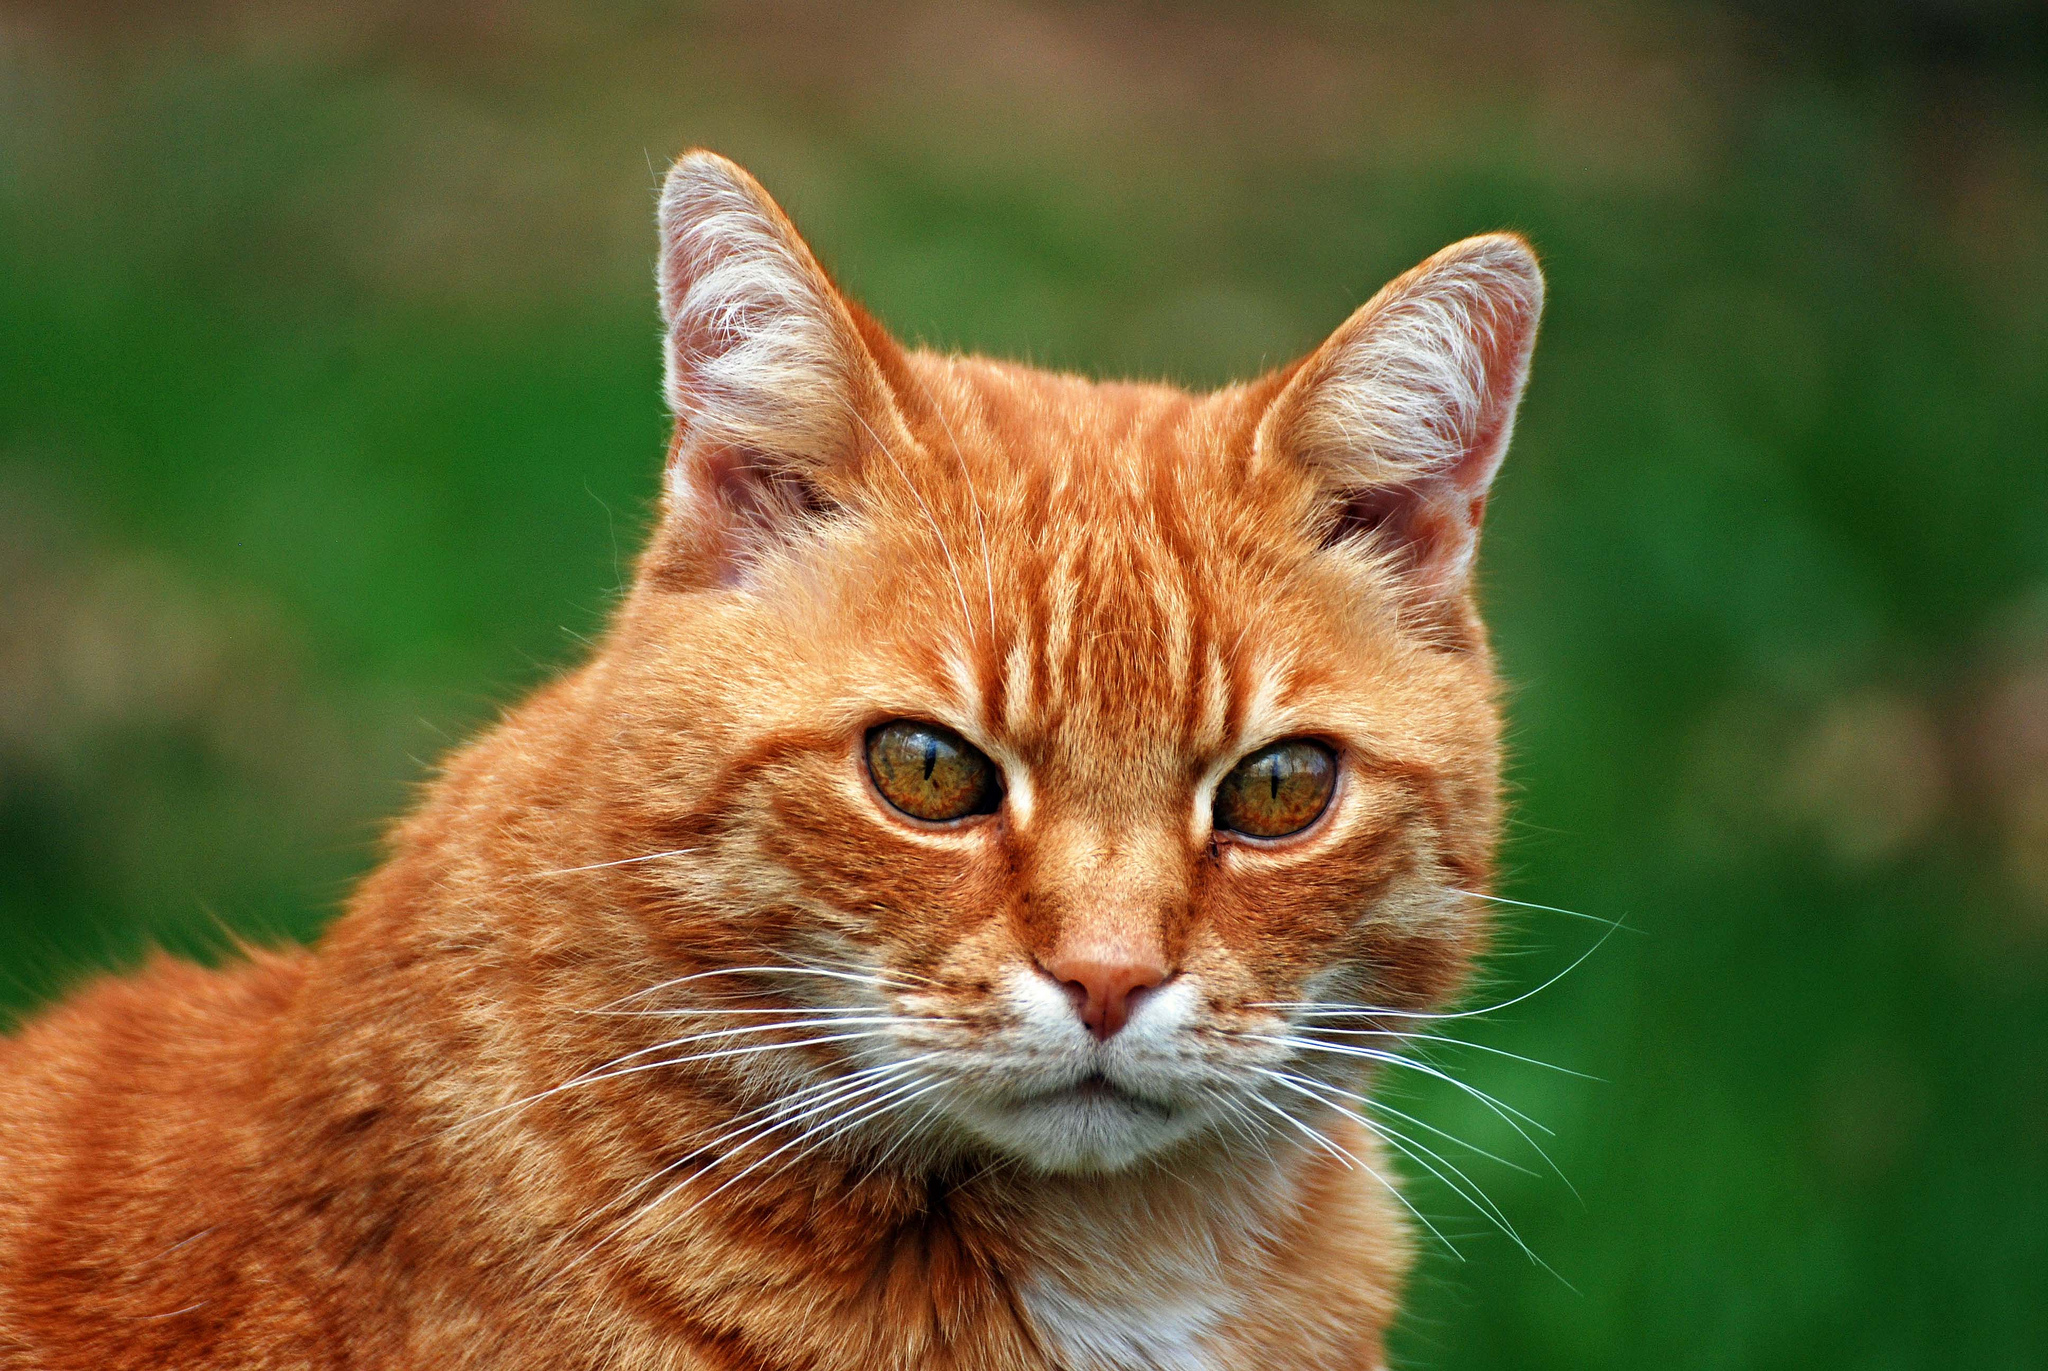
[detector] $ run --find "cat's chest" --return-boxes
[999,1164,1290,1371]
[1013,1267,1236,1371]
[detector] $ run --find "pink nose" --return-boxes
[1042,954,1170,1041]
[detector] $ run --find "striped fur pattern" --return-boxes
[0,152,1542,1369]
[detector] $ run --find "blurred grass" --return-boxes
[2,2,2045,1367]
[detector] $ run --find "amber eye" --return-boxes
[1213,739,1338,839]
[865,721,1002,823]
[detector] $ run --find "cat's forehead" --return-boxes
[843,356,1387,786]
[909,355,1256,501]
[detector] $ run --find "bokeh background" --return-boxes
[3,1,2045,1365]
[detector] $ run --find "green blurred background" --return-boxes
[2,1,2044,1365]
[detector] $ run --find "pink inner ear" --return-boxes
[690,444,834,526]
[1323,481,1414,551]
[655,429,843,590]
[1322,479,1481,585]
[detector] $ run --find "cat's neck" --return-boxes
[989,1148,1311,1368]
[537,1103,1315,1365]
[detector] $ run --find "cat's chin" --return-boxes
[950,1077,1213,1174]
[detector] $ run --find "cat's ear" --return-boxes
[1261,233,1543,604]
[653,150,902,584]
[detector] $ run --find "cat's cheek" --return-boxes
[1203,822,1452,1001]
[751,770,1008,936]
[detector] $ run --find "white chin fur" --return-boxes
[951,1088,1213,1174]
[934,969,1219,1173]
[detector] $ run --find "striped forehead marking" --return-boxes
[971,523,1254,763]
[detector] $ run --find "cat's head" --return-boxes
[584,152,1540,1174]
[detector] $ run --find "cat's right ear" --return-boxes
[652,150,902,587]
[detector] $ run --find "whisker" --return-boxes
[518,1016,935,1107]
[520,848,696,879]
[766,948,944,990]
[850,1075,956,1180]
[1238,1087,1460,1258]
[1244,1036,1552,1134]
[1255,917,1618,1025]
[762,1073,947,1191]
[1262,1070,1514,1235]
[563,1059,930,1243]
[551,1065,936,1281]
[578,1005,949,1020]
[447,1031,894,1134]
[1448,888,1636,931]
[905,367,998,642]
[593,965,926,1013]
[581,1016,945,1072]
[1245,1034,1578,1199]
[1273,1070,1535,1176]
[1264,1069,1567,1282]
[559,1031,900,1091]
[849,406,977,647]
[1280,1025,1599,1081]
[608,1073,948,1265]
[1196,1084,1273,1156]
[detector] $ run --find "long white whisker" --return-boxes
[1247,1034,1578,1199]
[1238,1086,1460,1258]
[529,1017,928,1105]
[753,1073,946,1192]
[582,1016,939,1072]
[1244,1035,1552,1134]
[1264,1072,1528,1250]
[1255,908,1620,1026]
[611,1074,948,1263]
[449,1031,892,1134]
[520,848,696,879]
[767,948,944,989]
[1273,1070,1536,1175]
[595,965,924,1012]
[1289,1025,1599,1080]
[560,1059,927,1242]
[849,1076,952,1179]
[560,1031,897,1091]
[554,1066,935,1278]
[579,1005,949,1020]
[686,1061,921,1164]
[1267,1070,1569,1283]
[1197,1084,1273,1155]
[1448,888,1633,930]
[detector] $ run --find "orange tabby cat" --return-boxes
[0,151,1542,1369]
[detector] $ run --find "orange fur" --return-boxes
[0,152,1542,1369]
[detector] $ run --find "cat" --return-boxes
[0,150,1542,1370]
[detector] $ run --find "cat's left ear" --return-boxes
[1260,233,1543,603]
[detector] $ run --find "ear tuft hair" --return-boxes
[657,151,858,466]
[652,152,914,588]
[1265,233,1544,601]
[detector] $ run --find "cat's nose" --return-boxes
[1041,953,1170,1041]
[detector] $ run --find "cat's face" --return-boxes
[593,153,1539,1174]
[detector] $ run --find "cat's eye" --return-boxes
[1213,738,1338,839]
[865,721,1003,824]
